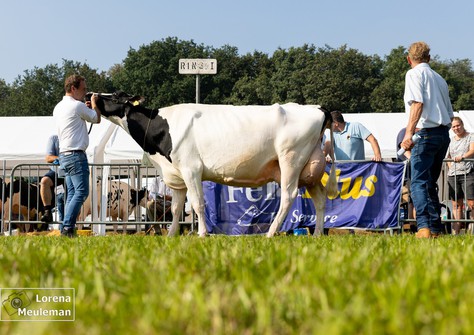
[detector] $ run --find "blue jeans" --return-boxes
[57,191,65,230]
[59,152,89,230]
[410,126,450,233]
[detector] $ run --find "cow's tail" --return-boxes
[321,107,337,198]
[326,125,338,198]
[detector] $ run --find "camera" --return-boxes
[2,290,32,316]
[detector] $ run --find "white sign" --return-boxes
[178,59,217,74]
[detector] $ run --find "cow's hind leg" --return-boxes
[306,183,327,236]
[180,173,207,237]
[267,173,300,238]
[168,189,187,237]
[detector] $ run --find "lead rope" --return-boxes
[143,112,152,150]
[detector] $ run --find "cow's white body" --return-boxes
[97,94,337,237]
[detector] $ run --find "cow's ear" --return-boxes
[129,96,145,106]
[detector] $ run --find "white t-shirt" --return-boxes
[53,96,99,153]
[148,176,172,199]
[447,133,474,176]
[404,63,454,129]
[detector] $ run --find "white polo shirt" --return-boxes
[404,63,454,129]
[53,96,99,153]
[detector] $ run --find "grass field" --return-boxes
[1,234,474,335]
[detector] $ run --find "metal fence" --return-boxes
[2,159,473,236]
[399,158,474,235]
[1,162,194,236]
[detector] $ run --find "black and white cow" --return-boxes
[92,92,337,237]
[78,180,148,233]
[2,179,48,232]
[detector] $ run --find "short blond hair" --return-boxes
[408,41,431,63]
[64,74,85,93]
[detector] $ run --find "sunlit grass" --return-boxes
[1,234,474,334]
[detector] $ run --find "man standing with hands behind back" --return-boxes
[401,42,454,238]
[54,74,101,237]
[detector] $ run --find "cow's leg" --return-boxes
[168,189,187,237]
[112,217,118,234]
[306,183,327,236]
[267,172,299,238]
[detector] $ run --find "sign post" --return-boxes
[178,58,217,103]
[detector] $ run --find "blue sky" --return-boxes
[1,0,473,84]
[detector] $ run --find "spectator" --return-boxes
[401,41,454,238]
[327,110,382,161]
[146,176,173,235]
[40,134,65,229]
[446,116,474,235]
[54,74,100,237]
[396,127,418,230]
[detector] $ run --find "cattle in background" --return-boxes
[2,179,48,233]
[0,177,4,228]
[93,92,338,237]
[78,180,148,234]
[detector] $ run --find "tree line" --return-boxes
[1,36,473,117]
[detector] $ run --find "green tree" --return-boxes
[227,51,273,105]
[432,58,474,111]
[370,46,409,113]
[270,45,317,104]
[0,60,112,116]
[2,64,64,116]
[0,79,11,116]
[112,37,210,108]
[304,45,383,112]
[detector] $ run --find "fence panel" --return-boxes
[1,162,194,235]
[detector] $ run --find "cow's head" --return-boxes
[130,187,149,208]
[88,91,144,126]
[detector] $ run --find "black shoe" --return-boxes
[61,227,76,238]
[41,210,53,223]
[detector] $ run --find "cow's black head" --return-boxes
[88,91,144,120]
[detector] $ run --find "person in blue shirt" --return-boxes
[40,134,65,228]
[327,110,382,161]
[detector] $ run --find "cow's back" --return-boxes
[156,103,326,187]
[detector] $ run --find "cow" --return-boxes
[2,179,48,233]
[78,180,148,234]
[91,91,337,237]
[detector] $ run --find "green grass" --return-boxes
[1,234,474,335]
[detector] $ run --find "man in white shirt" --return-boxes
[53,74,101,237]
[401,41,454,238]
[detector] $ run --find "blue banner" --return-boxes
[203,161,405,235]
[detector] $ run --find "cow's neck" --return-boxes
[126,106,173,162]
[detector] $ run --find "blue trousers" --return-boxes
[410,126,450,233]
[59,151,89,230]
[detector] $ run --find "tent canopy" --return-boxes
[1,110,474,171]
[0,116,143,170]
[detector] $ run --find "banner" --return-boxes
[203,161,405,235]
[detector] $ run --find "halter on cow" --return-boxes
[90,91,337,237]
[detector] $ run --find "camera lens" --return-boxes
[11,297,23,309]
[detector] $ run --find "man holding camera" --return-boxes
[53,74,101,237]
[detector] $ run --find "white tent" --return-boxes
[0,116,144,171]
[327,110,474,160]
[2,110,474,171]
